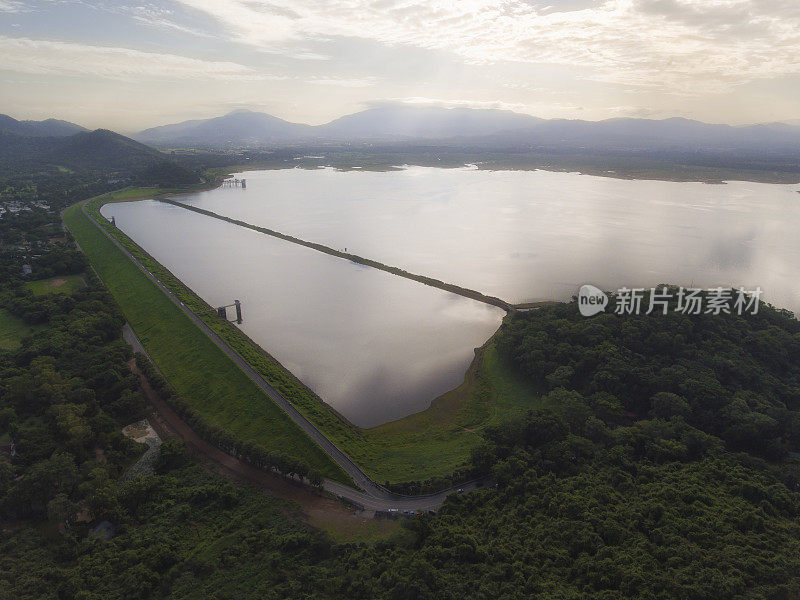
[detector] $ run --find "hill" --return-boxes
[317,105,543,140]
[136,109,314,148]
[0,129,200,185]
[0,114,86,137]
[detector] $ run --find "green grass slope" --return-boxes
[63,201,348,483]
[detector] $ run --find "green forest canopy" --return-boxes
[3,278,800,598]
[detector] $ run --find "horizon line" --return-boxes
[4,106,800,136]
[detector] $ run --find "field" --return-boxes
[0,309,45,351]
[25,275,85,296]
[69,188,545,484]
[62,197,349,483]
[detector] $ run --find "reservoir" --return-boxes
[177,166,800,309]
[103,167,800,425]
[101,199,504,427]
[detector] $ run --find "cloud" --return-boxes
[0,0,26,11]
[0,36,269,81]
[174,0,800,93]
[122,6,217,38]
[258,47,330,60]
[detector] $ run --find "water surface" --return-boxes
[104,167,800,425]
[180,167,800,311]
[102,200,504,427]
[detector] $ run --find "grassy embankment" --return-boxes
[63,193,350,484]
[0,309,45,351]
[72,188,546,483]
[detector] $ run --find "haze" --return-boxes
[2,0,799,131]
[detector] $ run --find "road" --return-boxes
[78,199,485,512]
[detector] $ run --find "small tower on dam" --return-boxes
[222,178,246,188]
[215,299,243,324]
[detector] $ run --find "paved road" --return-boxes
[78,199,485,511]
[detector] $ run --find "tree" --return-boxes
[649,392,691,419]
[47,493,77,528]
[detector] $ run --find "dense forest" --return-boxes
[3,233,800,600]
[496,293,800,460]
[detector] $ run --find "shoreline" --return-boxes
[98,186,511,432]
[72,192,505,495]
[84,187,525,484]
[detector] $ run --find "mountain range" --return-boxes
[2,108,799,185]
[131,106,800,156]
[4,108,800,157]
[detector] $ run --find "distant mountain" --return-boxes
[317,105,543,140]
[135,109,314,147]
[0,114,86,137]
[479,117,800,155]
[133,106,542,147]
[132,107,800,158]
[0,128,199,185]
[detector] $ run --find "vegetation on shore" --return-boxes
[497,291,800,460]
[363,341,546,488]
[0,269,361,599]
[5,282,800,599]
[62,198,349,483]
[178,146,800,185]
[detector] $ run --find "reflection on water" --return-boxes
[101,201,504,427]
[104,167,800,425]
[179,167,800,312]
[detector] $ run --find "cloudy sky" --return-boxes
[1,0,799,131]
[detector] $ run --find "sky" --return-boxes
[1,0,799,131]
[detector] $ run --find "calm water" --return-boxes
[104,167,800,425]
[179,167,800,310]
[101,200,504,427]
